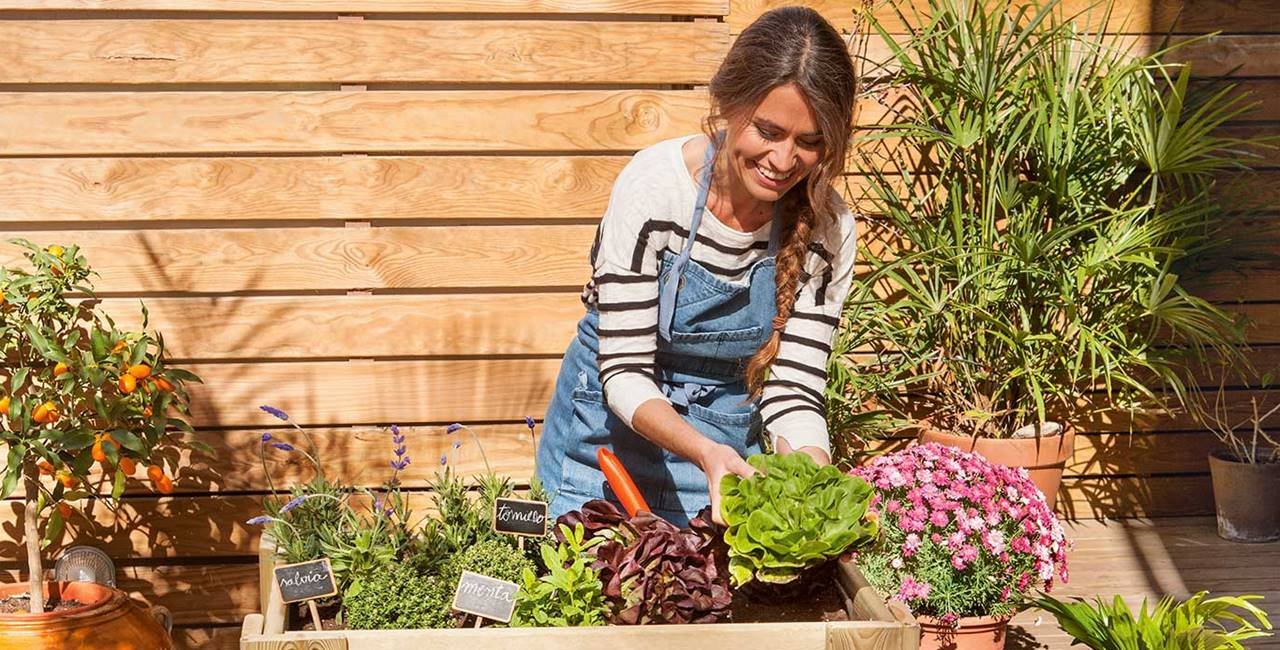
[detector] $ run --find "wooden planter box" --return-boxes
[241,537,919,650]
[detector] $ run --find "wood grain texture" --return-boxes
[0,90,709,155]
[728,0,1280,34]
[0,226,595,292]
[5,423,542,497]
[99,293,583,359]
[0,20,728,85]
[0,155,628,224]
[0,0,727,13]
[182,358,564,426]
[174,625,241,650]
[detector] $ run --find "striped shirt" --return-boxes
[583,134,858,456]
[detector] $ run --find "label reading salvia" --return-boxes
[452,571,520,623]
[274,558,338,604]
[491,497,548,537]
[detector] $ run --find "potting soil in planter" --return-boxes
[0,595,85,615]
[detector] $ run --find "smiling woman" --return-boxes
[535,6,860,527]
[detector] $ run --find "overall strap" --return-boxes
[658,133,719,340]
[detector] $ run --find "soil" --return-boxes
[0,594,86,615]
[730,578,850,623]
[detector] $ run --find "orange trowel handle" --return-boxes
[597,447,650,517]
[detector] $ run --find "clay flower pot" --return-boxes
[919,427,1074,511]
[1208,449,1280,543]
[917,614,1009,650]
[0,581,172,650]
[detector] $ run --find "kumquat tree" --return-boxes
[0,239,202,614]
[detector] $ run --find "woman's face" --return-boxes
[725,82,825,203]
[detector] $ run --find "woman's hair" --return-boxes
[700,6,858,398]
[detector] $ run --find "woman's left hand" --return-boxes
[774,435,831,466]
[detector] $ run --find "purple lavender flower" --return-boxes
[439,453,448,466]
[446,423,462,434]
[259,405,289,421]
[260,432,273,443]
[390,456,410,471]
[524,416,536,431]
[245,515,272,526]
[390,424,400,436]
[394,445,407,458]
[272,442,295,452]
[280,495,307,513]
[452,440,462,450]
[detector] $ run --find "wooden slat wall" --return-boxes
[0,1,1274,646]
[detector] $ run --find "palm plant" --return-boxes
[830,0,1260,441]
[1034,592,1272,649]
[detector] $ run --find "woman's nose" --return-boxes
[767,142,798,173]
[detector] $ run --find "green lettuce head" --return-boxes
[720,452,879,587]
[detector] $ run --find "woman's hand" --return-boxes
[697,440,758,525]
[774,435,831,466]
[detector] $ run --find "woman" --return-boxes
[536,6,859,526]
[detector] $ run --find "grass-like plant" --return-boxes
[830,0,1262,442]
[1034,592,1272,649]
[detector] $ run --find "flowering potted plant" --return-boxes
[851,443,1069,650]
[0,240,201,647]
[836,0,1254,508]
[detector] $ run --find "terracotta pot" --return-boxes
[0,581,173,650]
[1208,449,1280,543]
[919,428,1074,511]
[917,614,1009,650]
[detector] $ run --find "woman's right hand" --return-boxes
[697,441,758,525]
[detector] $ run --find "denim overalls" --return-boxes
[536,135,780,526]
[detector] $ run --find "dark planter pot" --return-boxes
[1208,449,1280,543]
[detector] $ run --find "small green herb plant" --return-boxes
[512,523,610,627]
[1034,592,1273,649]
[720,452,879,586]
[343,563,454,630]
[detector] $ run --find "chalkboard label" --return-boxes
[451,571,520,623]
[492,497,548,537]
[274,558,338,604]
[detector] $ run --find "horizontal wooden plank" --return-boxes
[0,155,628,224]
[0,226,594,292]
[729,0,1280,35]
[1057,474,1215,519]
[0,0,727,13]
[0,20,727,85]
[101,293,582,359]
[121,292,1276,363]
[3,155,1276,226]
[0,90,708,155]
[185,358,563,426]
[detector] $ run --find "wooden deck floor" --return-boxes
[1009,517,1280,649]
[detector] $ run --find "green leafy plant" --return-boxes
[440,538,535,588]
[512,523,610,627]
[343,563,454,630]
[0,239,201,613]
[832,0,1261,445]
[720,453,879,587]
[1035,592,1273,649]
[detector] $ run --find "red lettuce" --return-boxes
[556,500,732,624]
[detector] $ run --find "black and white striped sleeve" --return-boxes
[760,206,859,457]
[592,161,671,427]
